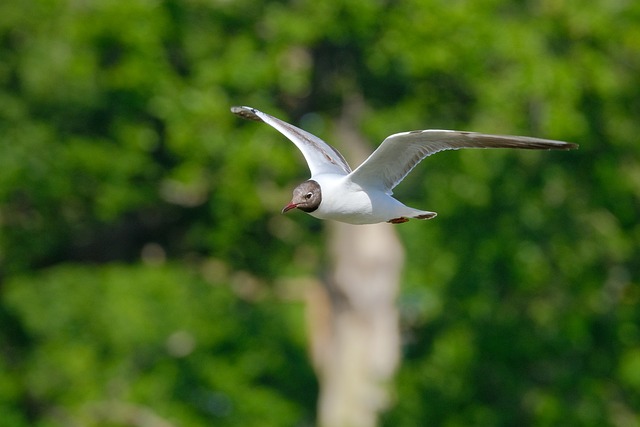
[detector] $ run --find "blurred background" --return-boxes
[1,0,639,426]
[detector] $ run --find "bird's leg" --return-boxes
[413,213,437,220]
[387,217,409,224]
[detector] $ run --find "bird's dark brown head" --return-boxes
[282,180,322,214]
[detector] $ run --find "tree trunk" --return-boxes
[307,97,405,427]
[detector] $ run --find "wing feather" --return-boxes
[231,106,351,176]
[348,130,578,192]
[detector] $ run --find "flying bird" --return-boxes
[231,106,578,225]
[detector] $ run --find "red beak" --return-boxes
[282,202,298,214]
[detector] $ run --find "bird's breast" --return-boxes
[309,176,378,224]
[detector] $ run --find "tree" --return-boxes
[0,0,638,426]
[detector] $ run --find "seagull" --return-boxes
[231,106,578,225]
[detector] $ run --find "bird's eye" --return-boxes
[305,192,313,199]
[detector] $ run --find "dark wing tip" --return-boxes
[484,135,580,151]
[522,141,580,150]
[470,132,580,151]
[230,106,263,122]
[540,141,579,150]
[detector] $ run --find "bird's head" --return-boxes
[282,180,322,214]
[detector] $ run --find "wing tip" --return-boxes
[396,129,580,150]
[230,106,263,122]
[526,141,579,150]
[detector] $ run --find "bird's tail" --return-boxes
[412,211,437,220]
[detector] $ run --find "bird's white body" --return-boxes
[309,174,433,224]
[231,106,577,225]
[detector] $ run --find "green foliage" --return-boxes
[2,263,315,426]
[1,0,639,426]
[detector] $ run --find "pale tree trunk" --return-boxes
[307,97,405,427]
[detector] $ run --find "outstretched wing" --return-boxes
[348,129,578,193]
[231,106,352,177]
